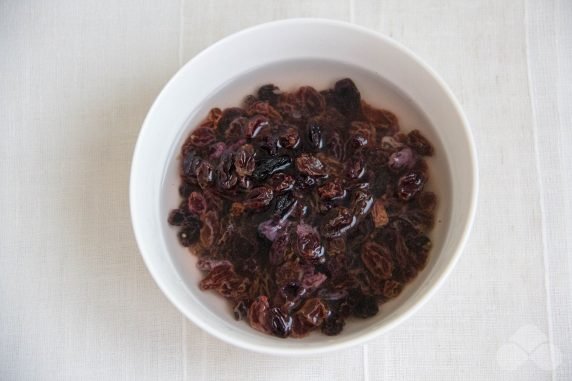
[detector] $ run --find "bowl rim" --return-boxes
[130,17,479,355]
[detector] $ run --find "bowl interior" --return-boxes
[131,19,476,354]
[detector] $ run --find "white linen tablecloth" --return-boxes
[1,0,570,379]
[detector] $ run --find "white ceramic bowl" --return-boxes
[130,19,478,355]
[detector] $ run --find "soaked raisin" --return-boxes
[252,156,292,181]
[352,295,379,318]
[177,221,200,247]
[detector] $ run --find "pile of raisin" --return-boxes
[168,78,436,338]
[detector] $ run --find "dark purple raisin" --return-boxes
[234,144,256,177]
[248,296,271,334]
[279,126,300,149]
[296,223,325,264]
[295,153,327,177]
[178,182,194,198]
[397,170,426,200]
[317,179,346,200]
[334,78,361,117]
[321,313,345,336]
[258,218,288,242]
[195,161,214,189]
[372,168,390,197]
[345,156,366,180]
[299,86,326,115]
[307,119,323,151]
[182,151,201,179]
[257,84,280,105]
[269,173,295,194]
[217,107,245,134]
[406,235,432,253]
[294,175,318,191]
[269,307,293,338]
[244,186,274,210]
[406,129,434,156]
[177,221,200,246]
[246,115,270,138]
[168,209,187,226]
[388,147,415,173]
[188,127,216,148]
[274,194,295,216]
[225,117,248,141]
[326,131,344,161]
[321,207,356,238]
[296,298,330,328]
[352,189,374,217]
[352,295,379,318]
[252,156,292,181]
[188,191,207,215]
[217,168,238,191]
[361,242,393,280]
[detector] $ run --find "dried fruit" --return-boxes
[406,129,434,156]
[352,294,379,318]
[188,191,207,216]
[352,189,374,217]
[195,161,214,189]
[321,207,356,238]
[295,153,327,177]
[234,144,256,177]
[244,186,274,210]
[299,86,326,115]
[216,107,245,134]
[383,280,403,299]
[257,84,281,105]
[334,78,361,117]
[252,156,292,181]
[371,200,389,227]
[388,147,414,173]
[170,79,437,339]
[398,170,426,200]
[177,223,200,246]
[168,208,191,226]
[199,210,218,248]
[279,126,300,149]
[345,156,366,179]
[269,173,295,194]
[321,313,345,336]
[306,119,323,151]
[296,223,325,264]
[361,242,393,279]
[258,218,288,242]
[269,307,293,338]
[317,179,345,200]
[296,298,330,327]
[248,296,271,334]
[188,127,216,148]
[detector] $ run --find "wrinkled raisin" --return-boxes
[295,153,327,177]
[321,313,345,336]
[257,84,280,105]
[334,78,361,117]
[269,307,293,338]
[244,186,274,210]
[252,156,292,181]
[177,221,200,247]
[406,129,434,156]
[353,295,379,318]
[398,170,426,200]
